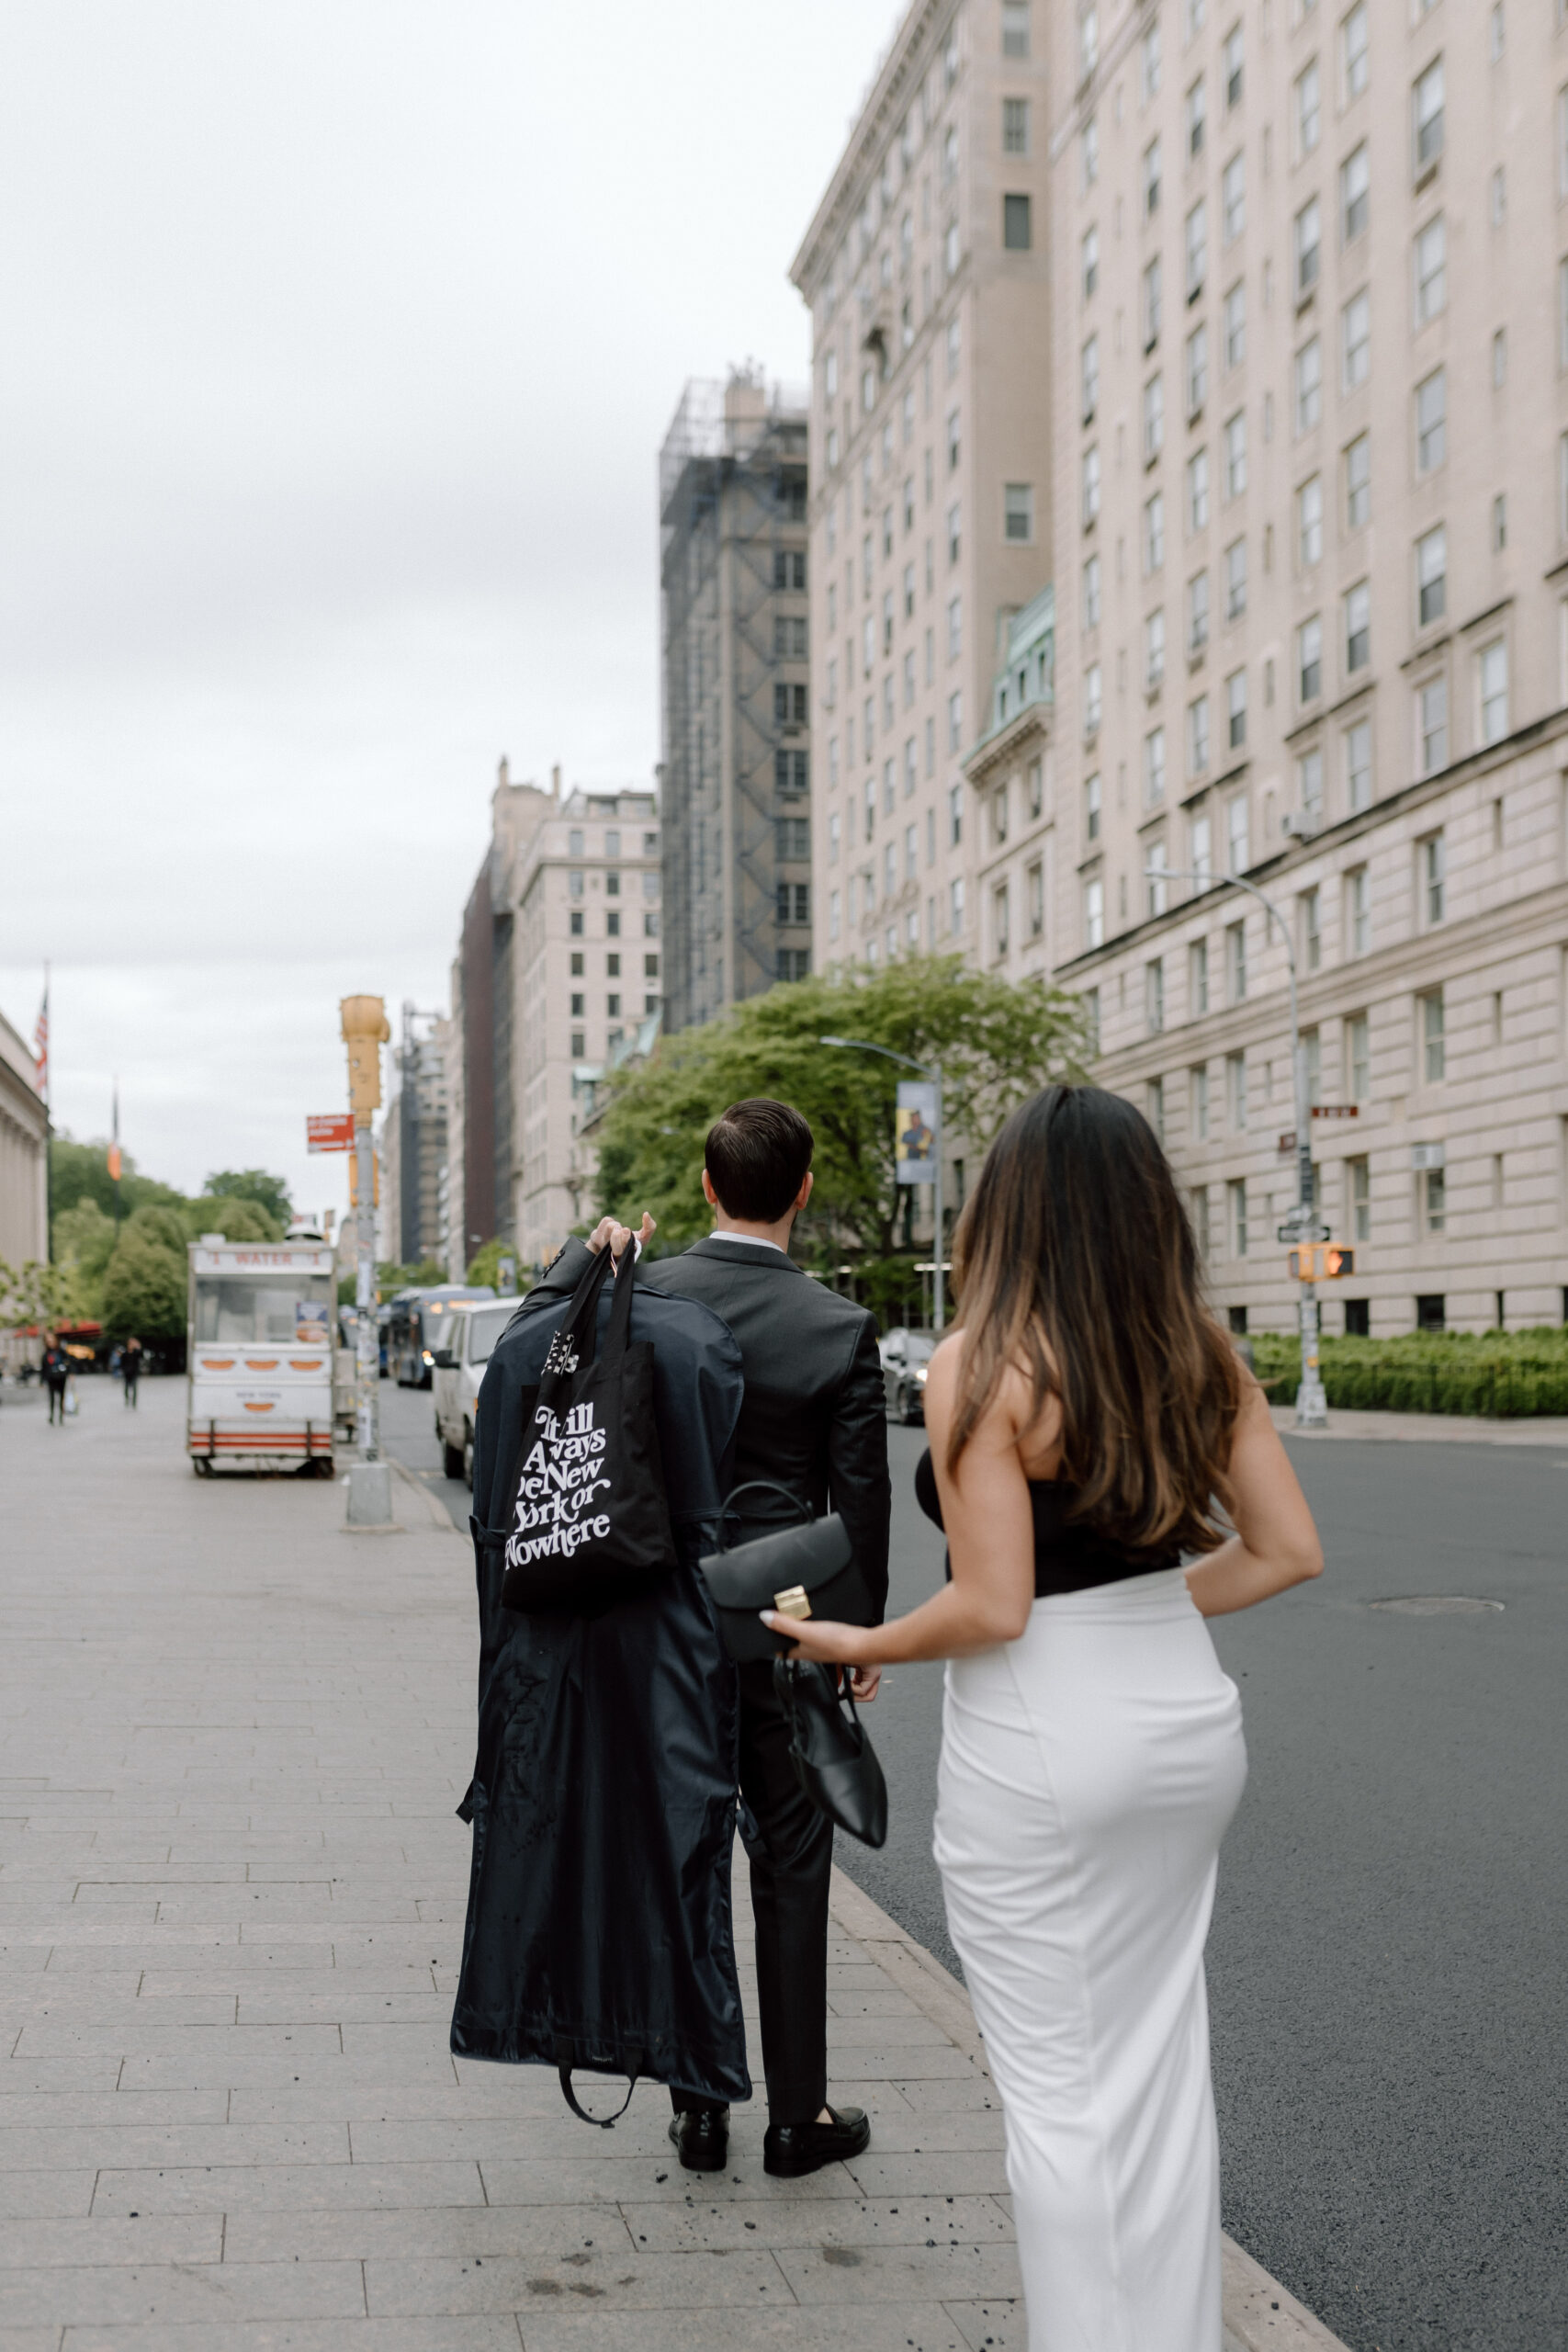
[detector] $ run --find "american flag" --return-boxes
[32,979,48,1101]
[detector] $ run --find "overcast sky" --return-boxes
[0,0,900,1221]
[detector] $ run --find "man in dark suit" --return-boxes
[539,1098,890,2179]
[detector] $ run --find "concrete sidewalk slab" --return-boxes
[1271,1402,1568,1444]
[0,1376,1349,2350]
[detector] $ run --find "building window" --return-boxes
[1299,615,1323,703]
[1188,447,1210,531]
[1028,758,1043,820]
[1344,432,1371,532]
[1080,553,1102,633]
[1344,581,1370,674]
[1348,866,1371,956]
[1342,290,1370,390]
[1190,808,1213,883]
[1145,606,1167,688]
[1347,1011,1371,1102]
[1226,921,1248,1003]
[1479,640,1508,744]
[1349,1156,1371,1239]
[1296,58,1321,154]
[948,782,964,846]
[1082,113,1099,188]
[1084,662,1102,736]
[992,884,1010,960]
[1416,674,1448,775]
[1224,537,1247,619]
[1082,334,1100,423]
[1005,481,1035,542]
[1416,369,1445,473]
[1295,337,1322,433]
[1187,323,1208,419]
[1146,1075,1166,1144]
[1145,136,1163,218]
[1298,474,1323,569]
[1085,771,1102,841]
[1298,746,1324,825]
[1295,198,1321,300]
[948,690,964,751]
[1187,571,1209,656]
[1227,668,1247,750]
[1142,12,1162,97]
[1229,1177,1248,1258]
[1144,255,1164,350]
[1416,1294,1446,1333]
[1224,280,1246,369]
[1145,489,1166,571]
[1145,725,1168,803]
[1422,833,1446,925]
[1003,193,1032,250]
[1227,792,1249,873]
[1227,1044,1248,1125]
[1189,696,1211,776]
[1085,876,1105,948]
[1224,21,1244,107]
[1223,412,1246,499]
[1223,153,1246,244]
[1082,444,1101,526]
[1003,0,1031,56]
[1492,332,1506,394]
[1421,988,1446,1080]
[1144,372,1165,461]
[1342,0,1368,99]
[1028,860,1044,938]
[1192,1063,1211,1141]
[1415,215,1446,323]
[1146,956,1167,1031]
[1191,937,1211,1015]
[1189,76,1207,159]
[1414,57,1444,177]
[1186,199,1207,300]
[1340,142,1370,243]
[1345,720,1371,813]
[1006,96,1032,155]
[1302,885,1323,973]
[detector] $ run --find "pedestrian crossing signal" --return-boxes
[1288,1244,1355,1280]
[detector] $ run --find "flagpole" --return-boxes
[38,966,51,1265]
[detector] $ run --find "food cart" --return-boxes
[186,1237,336,1476]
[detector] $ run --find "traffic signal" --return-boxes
[1288,1244,1355,1279]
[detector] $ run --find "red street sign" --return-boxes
[306,1114,355,1153]
[1279,1105,1359,1152]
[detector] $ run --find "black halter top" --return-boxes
[914,1448,1180,1598]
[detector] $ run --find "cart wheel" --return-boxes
[442,1437,465,1480]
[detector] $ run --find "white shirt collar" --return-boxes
[710,1230,788,1254]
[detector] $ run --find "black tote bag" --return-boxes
[500,1246,677,1613]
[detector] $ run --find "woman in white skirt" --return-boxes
[765,1084,1322,2351]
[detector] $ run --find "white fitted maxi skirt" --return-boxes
[933,1566,1247,2352]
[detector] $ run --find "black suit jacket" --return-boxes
[534,1237,892,1622]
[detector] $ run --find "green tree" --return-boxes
[51,1199,119,1315]
[100,1229,186,1340]
[124,1204,188,1256]
[0,1255,85,1331]
[377,1259,447,1295]
[183,1196,278,1243]
[203,1170,291,1229]
[49,1133,184,1223]
[592,956,1090,1262]
[465,1238,525,1293]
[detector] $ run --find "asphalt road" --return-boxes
[380,1374,1568,2352]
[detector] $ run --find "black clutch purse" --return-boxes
[697,1480,874,1664]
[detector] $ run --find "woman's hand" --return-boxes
[759,1612,876,1668]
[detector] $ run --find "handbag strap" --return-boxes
[554,2035,642,2127]
[715,1479,816,1548]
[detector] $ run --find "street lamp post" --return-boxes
[1144,868,1328,1430]
[819,1037,947,1333]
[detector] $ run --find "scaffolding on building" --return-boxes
[660,371,812,1034]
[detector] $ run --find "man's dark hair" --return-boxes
[705,1099,814,1223]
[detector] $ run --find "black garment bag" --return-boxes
[501,1245,676,1614]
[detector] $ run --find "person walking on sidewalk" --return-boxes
[765,1084,1323,2350]
[121,1335,142,1408]
[40,1333,70,1426]
[541,1099,891,2179]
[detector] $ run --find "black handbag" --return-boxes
[773,1658,888,1849]
[500,1245,676,1614]
[697,1480,874,1664]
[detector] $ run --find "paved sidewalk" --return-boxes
[1272,1402,1568,1444]
[0,1377,1347,2350]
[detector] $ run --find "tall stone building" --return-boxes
[659,372,813,1030]
[1040,0,1568,1335]
[790,0,1053,981]
[515,784,661,1266]
[0,1003,48,1278]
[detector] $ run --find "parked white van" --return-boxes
[432,1299,519,1485]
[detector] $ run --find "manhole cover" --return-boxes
[1369,1595,1504,1615]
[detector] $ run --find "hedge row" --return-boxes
[1248,1329,1568,1417]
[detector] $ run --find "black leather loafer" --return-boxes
[669,2108,729,2173]
[762,2105,871,2177]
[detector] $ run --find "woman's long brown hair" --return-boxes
[947,1084,1242,1555]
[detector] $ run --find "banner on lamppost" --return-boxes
[895,1081,940,1182]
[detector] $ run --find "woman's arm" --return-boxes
[1184,1375,1324,1617]
[761,1335,1039,1666]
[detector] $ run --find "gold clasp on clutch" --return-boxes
[773,1586,813,1621]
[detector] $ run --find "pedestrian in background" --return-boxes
[40,1332,70,1426]
[766,1084,1323,2352]
[121,1334,142,1408]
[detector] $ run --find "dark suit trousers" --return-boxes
[671,1661,833,2126]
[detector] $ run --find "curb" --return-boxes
[829,1865,1353,2352]
[387,1454,468,1536]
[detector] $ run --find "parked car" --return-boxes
[433,1299,519,1485]
[879,1326,936,1425]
